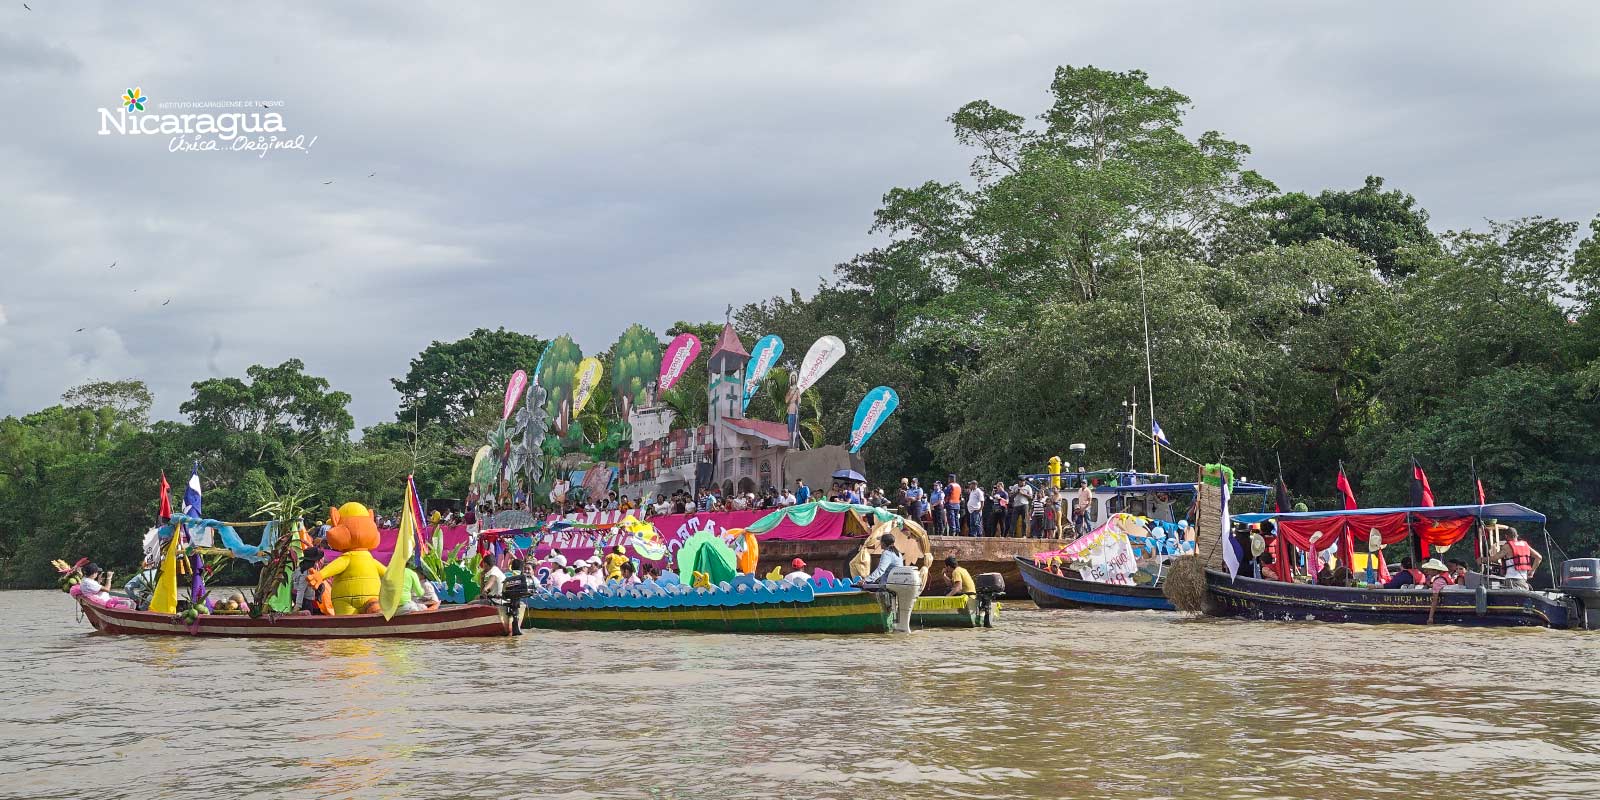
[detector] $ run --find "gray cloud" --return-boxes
[1,0,1597,427]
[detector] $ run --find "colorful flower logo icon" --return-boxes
[122,87,148,112]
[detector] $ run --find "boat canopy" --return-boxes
[1234,502,1545,525]
[1098,481,1272,496]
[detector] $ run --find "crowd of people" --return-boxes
[450,470,1096,542]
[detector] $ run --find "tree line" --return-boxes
[3,64,1597,588]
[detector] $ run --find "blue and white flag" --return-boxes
[1151,419,1171,447]
[1220,476,1239,582]
[183,462,213,546]
[847,386,899,453]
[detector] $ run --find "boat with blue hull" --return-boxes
[1200,501,1578,629]
[1015,556,1172,610]
[1202,568,1570,627]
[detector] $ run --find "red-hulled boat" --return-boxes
[78,599,510,639]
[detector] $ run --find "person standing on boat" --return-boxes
[965,481,985,537]
[1076,480,1094,532]
[794,479,811,505]
[1488,527,1542,590]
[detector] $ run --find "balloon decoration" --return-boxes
[847,386,899,453]
[502,369,527,420]
[795,335,846,393]
[570,357,604,418]
[742,334,784,412]
[320,502,384,615]
[659,332,701,392]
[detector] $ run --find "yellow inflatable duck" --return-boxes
[318,502,384,615]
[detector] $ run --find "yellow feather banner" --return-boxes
[570,357,603,418]
[379,479,418,620]
[149,525,181,614]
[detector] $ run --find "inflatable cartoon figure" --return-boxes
[319,502,384,615]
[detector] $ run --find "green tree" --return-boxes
[61,379,154,428]
[1254,176,1439,280]
[392,327,547,431]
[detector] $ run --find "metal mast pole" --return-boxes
[1139,257,1159,474]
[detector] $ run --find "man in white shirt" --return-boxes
[783,558,811,585]
[965,481,986,536]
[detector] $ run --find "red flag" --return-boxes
[1471,458,1485,559]
[1335,462,1358,511]
[1410,458,1435,507]
[158,471,172,520]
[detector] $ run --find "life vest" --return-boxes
[1505,540,1534,572]
[1404,568,1427,586]
[304,569,334,616]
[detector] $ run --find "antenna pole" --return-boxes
[1139,257,1159,474]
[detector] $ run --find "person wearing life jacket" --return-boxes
[293,549,334,616]
[1382,557,1428,589]
[1489,527,1542,591]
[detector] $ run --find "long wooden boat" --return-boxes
[78,599,510,638]
[521,588,891,634]
[1202,569,1571,628]
[1015,556,1173,611]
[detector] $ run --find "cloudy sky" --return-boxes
[2,1,1597,428]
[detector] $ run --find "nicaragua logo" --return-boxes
[97,86,316,157]
[122,87,148,112]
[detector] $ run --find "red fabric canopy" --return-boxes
[1265,512,1475,582]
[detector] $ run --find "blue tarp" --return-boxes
[1233,502,1545,525]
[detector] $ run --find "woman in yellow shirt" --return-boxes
[603,544,630,581]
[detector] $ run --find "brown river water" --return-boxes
[3,589,1599,799]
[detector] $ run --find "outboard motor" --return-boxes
[1560,558,1600,629]
[882,565,923,633]
[975,572,1006,628]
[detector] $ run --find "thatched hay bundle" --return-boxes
[1162,555,1208,614]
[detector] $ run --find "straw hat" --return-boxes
[1420,558,1448,573]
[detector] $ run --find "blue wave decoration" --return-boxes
[522,575,841,611]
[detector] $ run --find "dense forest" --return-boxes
[4,65,1598,588]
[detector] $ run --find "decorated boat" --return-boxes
[520,576,894,634]
[1012,473,1272,611]
[1015,555,1172,611]
[78,599,510,638]
[1193,499,1579,629]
